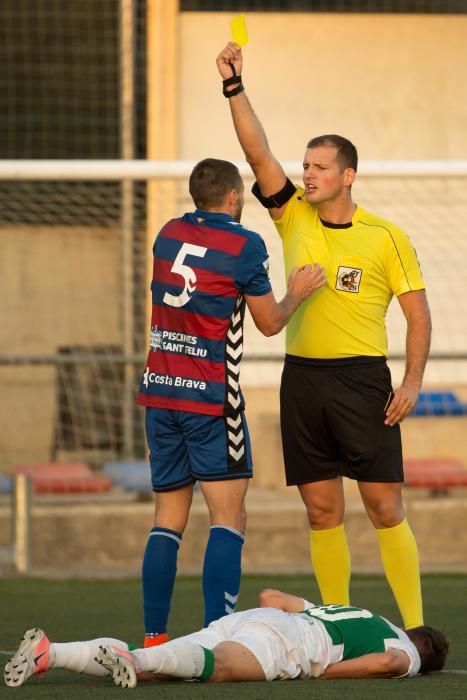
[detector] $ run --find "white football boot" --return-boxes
[96,644,138,689]
[4,627,50,687]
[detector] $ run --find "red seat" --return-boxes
[15,462,112,494]
[404,458,467,490]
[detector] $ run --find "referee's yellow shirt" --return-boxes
[274,186,425,359]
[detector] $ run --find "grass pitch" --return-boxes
[1,575,466,699]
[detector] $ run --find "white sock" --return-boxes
[133,640,207,678]
[50,638,129,677]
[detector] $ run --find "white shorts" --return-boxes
[170,608,309,681]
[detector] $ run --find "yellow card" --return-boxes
[231,14,248,46]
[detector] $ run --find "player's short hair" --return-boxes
[306,134,358,172]
[406,625,450,674]
[189,158,243,210]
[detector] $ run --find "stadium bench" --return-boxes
[404,457,467,495]
[103,461,153,494]
[15,462,112,494]
[410,391,467,416]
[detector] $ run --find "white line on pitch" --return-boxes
[441,669,467,674]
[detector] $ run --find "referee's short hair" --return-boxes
[189,158,243,210]
[307,135,358,172]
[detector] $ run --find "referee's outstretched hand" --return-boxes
[288,263,326,304]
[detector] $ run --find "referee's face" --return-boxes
[302,146,353,206]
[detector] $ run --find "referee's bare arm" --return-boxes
[385,289,432,426]
[246,264,325,337]
[216,42,287,220]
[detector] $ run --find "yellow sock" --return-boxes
[376,518,423,629]
[310,525,350,606]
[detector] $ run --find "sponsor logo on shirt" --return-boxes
[142,367,207,391]
[149,326,163,351]
[149,326,208,358]
[335,266,362,293]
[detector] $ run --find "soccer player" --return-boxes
[135,158,325,647]
[4,589,449,688]
[215,43,432,631]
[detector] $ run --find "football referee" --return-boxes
[216,42,432,630]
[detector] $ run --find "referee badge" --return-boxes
[336,266,362,293]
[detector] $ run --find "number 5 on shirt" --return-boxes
[163,242,207,308]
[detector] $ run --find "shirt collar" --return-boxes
[194,209,236,224]
[320,204,360,229]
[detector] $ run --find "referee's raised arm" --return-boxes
[216,42,289,220]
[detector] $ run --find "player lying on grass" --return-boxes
[4,589,448,689]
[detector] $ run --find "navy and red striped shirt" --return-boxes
[136,210,271,416]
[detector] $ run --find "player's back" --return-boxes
[136,210,271,416]
[295,604,420,675]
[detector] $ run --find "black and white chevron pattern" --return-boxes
[224,590,239,615]
[226,413,245,463]
[225,295,244,413]
[225,295,246,466]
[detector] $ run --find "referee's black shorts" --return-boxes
[280,355,403,485]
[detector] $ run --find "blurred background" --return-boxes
[1,0,467,576]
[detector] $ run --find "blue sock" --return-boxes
[142,527,181,635]
[202,525,244,627]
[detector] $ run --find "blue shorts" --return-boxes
[145,408,253,492]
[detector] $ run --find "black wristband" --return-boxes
[223,83,244,98]
[222,74,242,88]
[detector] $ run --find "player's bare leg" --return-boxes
[153,485,194,532]
[209,642,266,682]
[200,478,248,532]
